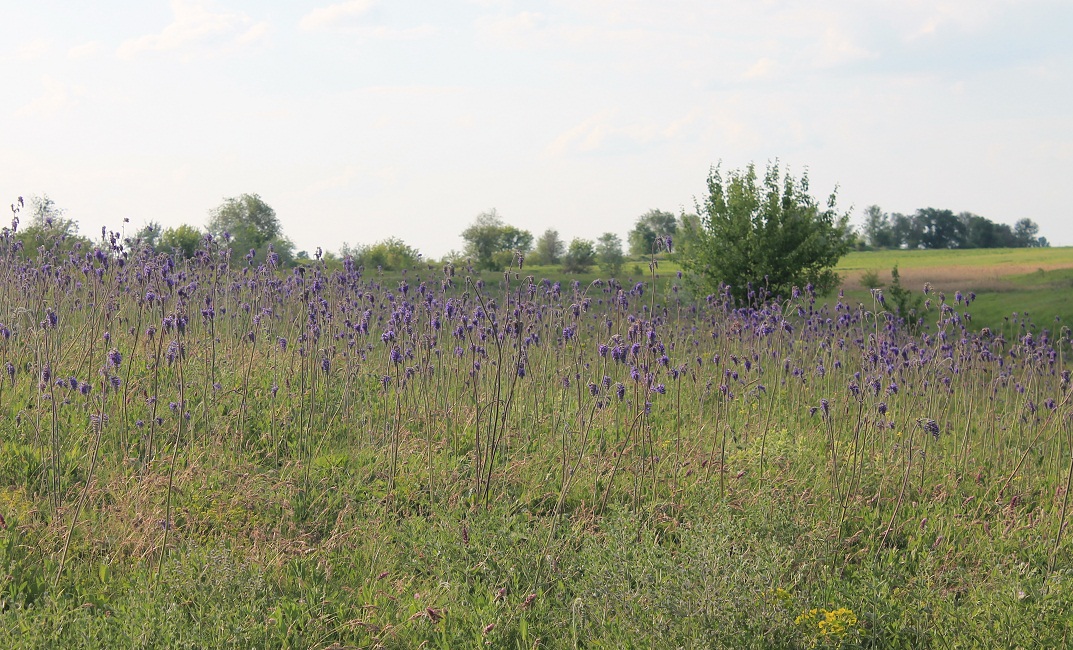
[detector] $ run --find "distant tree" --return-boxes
[342,237,421,271]
[672,213,702,261]
[861,205,895,248]
[159,224,203,259]
[914,208,964,249]
[890,212,919,249]
[680,162,851,303]
[15,194,90,255]
[595,232,625,277]
[130,221,162,250]
[1014,218,1041,247]
[207,193,294,266]
[562,238,596,273]
[957,212,995,249]
[532,228,565,266]
[461,209,532,271]
[628,209,677,256]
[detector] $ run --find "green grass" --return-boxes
[3,243,1073,647]
[835,247,1073,332]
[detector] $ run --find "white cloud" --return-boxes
[305,165,363,193]
[15,77,71,118]
[117,0,260,58]
[303,164,398,195]
[814,25,875,67]
[545,111,614,156]
[545,109,699,157]
[299,0,377,31]
[475,11,651,50]
[743,57,777,80]
[68,41,102,59]
[351,25,437,40]
[15,39,52,60]
[236,22,270,46]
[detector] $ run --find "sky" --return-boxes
[3,0,1071,258]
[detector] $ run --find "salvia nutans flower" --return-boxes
[919,418,940,439]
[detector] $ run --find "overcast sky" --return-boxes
[3,0,1071,257]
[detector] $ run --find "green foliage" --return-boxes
[595,232,625,277]
[460,209,532,271]
[12,195,91,256]
[531,228,564,266]
[128,221,162,251]
[882,265,924,331]
[860,205,1044,250]
[628,209,677,256]
[207,193,294,266]
[341,237,421,271]
[682,162,851,302]
[561,237,595,273]
[860,268,882,290]
[158,224,203,260]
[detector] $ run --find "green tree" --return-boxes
[341,237,421,271]
[628,209,677,256]
[15,194,90,255]
[532,228,565,266]
[1013,218,1041,247]
[130,221,162,250]
[562,238,596,273]
[595,232,625,277]
[890,212,919,249]
[681,162,851,303]
[460,209,532,271]
[861,205,895,248]
[914,208,965,249]
[207,194,294,266]
[159,224,203,259]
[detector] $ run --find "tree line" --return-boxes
[859,206,1046,250]
[6,166,1052,304]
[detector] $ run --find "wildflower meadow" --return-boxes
[1,222,1071,648]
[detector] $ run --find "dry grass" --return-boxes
[841,261,1073,293]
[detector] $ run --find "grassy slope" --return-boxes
[835,247,1073,333]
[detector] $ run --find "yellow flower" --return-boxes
[796,606,858,645]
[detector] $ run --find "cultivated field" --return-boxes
[1,241,1072,647]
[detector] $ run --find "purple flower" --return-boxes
[920,418,940,439]
[166,340,180,364]
[107,348,122,368]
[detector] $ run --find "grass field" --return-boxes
[835,247,1073,335]
[1,240,1072,647]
